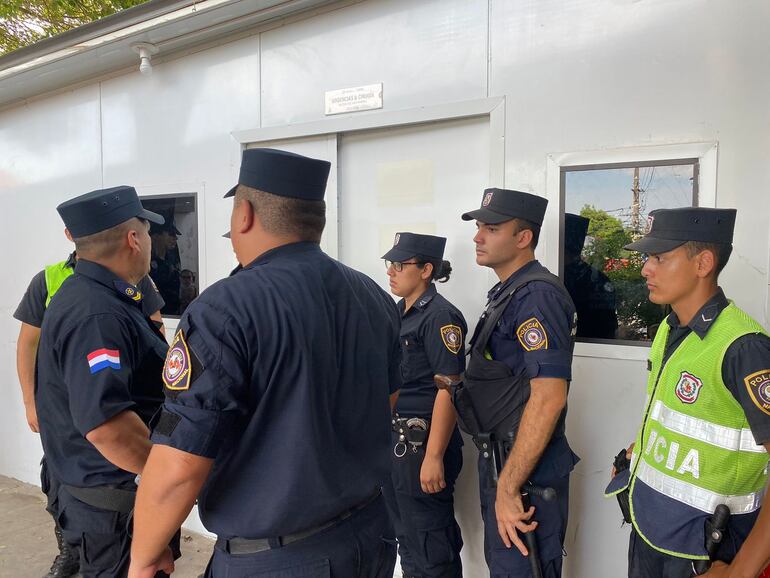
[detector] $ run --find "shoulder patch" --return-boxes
[163,330,192,391]
[744,370,770,416]
[440,324,463,354]
[516,317,548,351]
[87,349,121,374]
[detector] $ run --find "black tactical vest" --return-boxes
[454,263,575,443]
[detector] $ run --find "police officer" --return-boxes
[605,207,770,577]
[458,188,579,577]
[35,186,180,578]
[14,235,165,578]
[149,221,182,315]
[562,213,618,339]
[380,232,466,578]
[127,148,401,578]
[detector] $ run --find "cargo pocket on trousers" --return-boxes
[418,523,462,569]
[490,528,563,576]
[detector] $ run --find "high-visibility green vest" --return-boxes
[629,302,769,558]
[44,260,74,307]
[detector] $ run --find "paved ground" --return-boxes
[0,475,212,578]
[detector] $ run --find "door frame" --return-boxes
[230,97,506,258]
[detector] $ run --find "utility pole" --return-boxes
[631,166,641,234]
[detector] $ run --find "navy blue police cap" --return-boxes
[150,220,182,236]
[461,188,548,226]
[381,232,446,262]
[224,148,331,200]
[565,213,590,254]
[624,207,736,254]
[57,185,164,238]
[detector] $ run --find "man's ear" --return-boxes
[516,228,534,250]
[696,249,717,279]
[127,227,142,255]
[233,198,255,235]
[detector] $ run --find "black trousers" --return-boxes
[382,428,463,578]
[205,494,396,578]
[54,484,180,578]
[478,451,572,578]
[628,529,695,578]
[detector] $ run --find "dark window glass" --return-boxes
[561,161,698,344]
[141,194,199,318]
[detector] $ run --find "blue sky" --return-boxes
[565,164,695,228]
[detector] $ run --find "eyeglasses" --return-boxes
[384,260,422,272]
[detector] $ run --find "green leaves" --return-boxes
[1,0,147,54]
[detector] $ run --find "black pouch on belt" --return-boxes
[604,448,632,524]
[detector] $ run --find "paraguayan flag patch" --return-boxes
[87,349,121,374]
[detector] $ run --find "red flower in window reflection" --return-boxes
[604,258,629,272]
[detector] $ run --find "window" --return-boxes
[140,193,199,318]
[561,160,698,344]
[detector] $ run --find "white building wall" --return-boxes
[1,0,768,575]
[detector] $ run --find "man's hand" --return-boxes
[611,442,635,478]
[495,484,537,555]
[24,401,39,433]
[420,453,446,494]
[128,545,175,577]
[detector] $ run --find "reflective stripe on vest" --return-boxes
[650,400,766,454]
[635,459,765,515]
[44,260,74,307]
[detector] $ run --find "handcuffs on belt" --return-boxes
[392,415,430,458]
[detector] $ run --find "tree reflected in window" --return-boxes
[561,161,697,343]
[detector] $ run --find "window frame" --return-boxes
[543,142,718,361]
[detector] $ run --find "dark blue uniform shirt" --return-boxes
[395,284,467,419]
[487,260,576,381]
[14,252,164,327]
[36,260,168,487]
[151,242,402,539]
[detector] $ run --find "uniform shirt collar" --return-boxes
[488,259,539,301]
[666,288,729,339]
[74,259,144,306]
[243,241,321,270]
[399,284,437,316]
[65,252,77,269]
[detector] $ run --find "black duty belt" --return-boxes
[217,491,381,555]
[392,415,430,457]
[64,484,136,514]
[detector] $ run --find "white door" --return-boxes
[338,116,493,576]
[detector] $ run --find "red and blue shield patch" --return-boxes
[675,371,703,404]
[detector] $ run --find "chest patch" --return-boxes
[744,370,770,416]
[516,317,548,351]
[163,330,192,391]
[675,371,703,404]
[440,324,463,354]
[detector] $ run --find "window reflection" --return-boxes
[141,194,199,318]
[562,162,696,343]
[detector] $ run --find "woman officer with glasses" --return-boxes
[381,232,467,578]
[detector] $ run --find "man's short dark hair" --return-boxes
[235,185,326,243]
[73,218,140,260]
[684,241,732,276]
[514,218,541,250]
